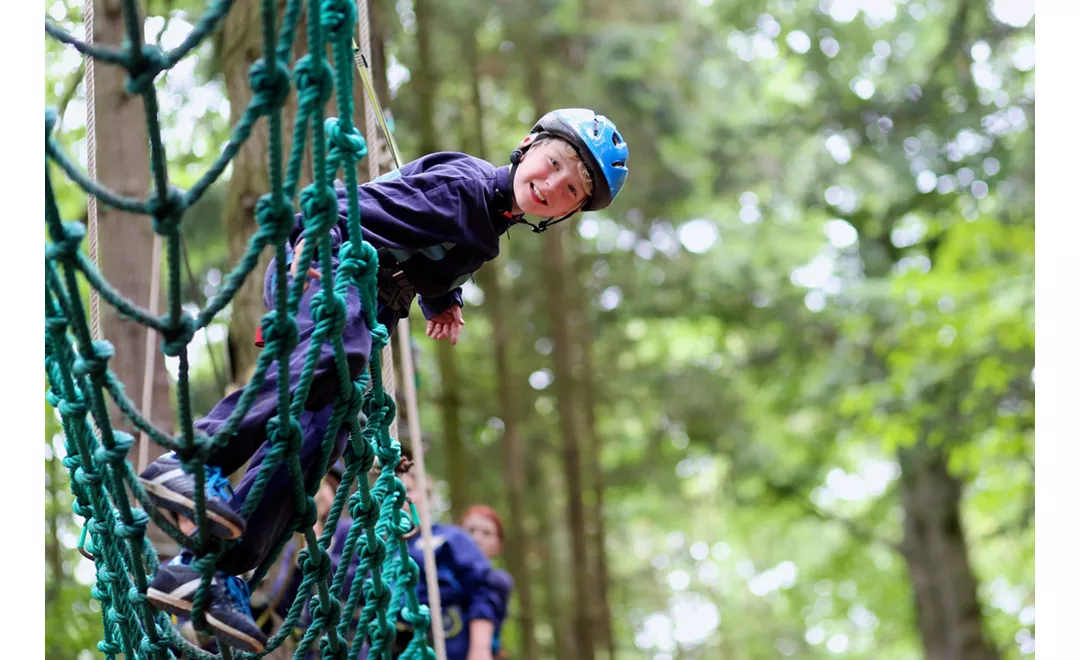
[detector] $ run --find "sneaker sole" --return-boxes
[139,477,245,540]
[147,588,266,654]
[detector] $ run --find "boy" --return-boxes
[139,108,629,653]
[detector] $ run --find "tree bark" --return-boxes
[221,0,380,390]
[540,226,595,660]
[530,449,574,660]
[512,12,595,655]
[898,441,1000,660]
[94,0,174,449]
[408,0,470,516]
[94,0,175,557]
[464,30,539,657]
[436,340,468,516]
[570,243,615,660]
[220,0,285,389]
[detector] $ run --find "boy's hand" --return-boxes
[426,305,465,345]
[289,238,322,291]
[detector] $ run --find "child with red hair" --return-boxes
[461,505,515,659]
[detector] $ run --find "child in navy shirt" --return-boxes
[139,109,629,653]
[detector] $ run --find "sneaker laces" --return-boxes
[205,466,236,502]
[222,575,255,619]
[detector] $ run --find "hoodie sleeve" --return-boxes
[288,156,501,310]
[487,568,515,628]
[439,526,500,624]
[289,158,499,264]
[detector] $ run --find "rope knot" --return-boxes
[139,631,167,658]
[46,221,87,261]
[299,183,340,236]
[298,546,333,582]
[57,397,88,419]
[150,186,186,236]
[349,491,379,528]
[370,322,390,352]
[337,240,378,284]
[373,439,401,473]
[162,313,197,357]
[73,340,114,379]
[325,117,368,163]
[309,593,343,624]
[311,290,348,337]
[112,507,149,540]
[97,640,122,655]
[260,310,299,355]
[267,415,304,455]
[319,632,350,660]
[401,603,431,629]
[319,0,357,35]
[359,534,388,566]
[94,430,134,466]
[114,507,149,540]
[294,55,334,109]
[255,193,295,243]
[248,58,292,115]
[125,44,169,96]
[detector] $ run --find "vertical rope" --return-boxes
[356,0,398,437]
[397,317,448,660]
[84,0,100,342]
[355,2,444,655]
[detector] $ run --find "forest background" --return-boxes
[42,0,1036,658]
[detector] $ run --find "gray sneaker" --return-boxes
[147,556,267,654]
[138,453,245,540]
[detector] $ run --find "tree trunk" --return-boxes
[436,340,468,515]
[465,31,539,657]
[94,0,176,557]
[513,13,595,655]
[530,448,574,660]
[898,441,1000,660]
[409,0,471,516]
[221,0,378,390]
[540,226,595,660]
[94,0,174,450]
[570,243,615,660]
[220,0,290,389]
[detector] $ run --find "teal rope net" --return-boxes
[44,0,434,658]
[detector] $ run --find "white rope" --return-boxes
[355,0,398,440]
[354,2,446,656]
[396,317,447,659]
[82,2,161,469]
[84,0,100,342]
[137,235,164,473]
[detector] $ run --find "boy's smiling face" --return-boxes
[512,138,589,218]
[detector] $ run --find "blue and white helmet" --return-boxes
[524,108,630,212]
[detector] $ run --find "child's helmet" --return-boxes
[523,108,630,211]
